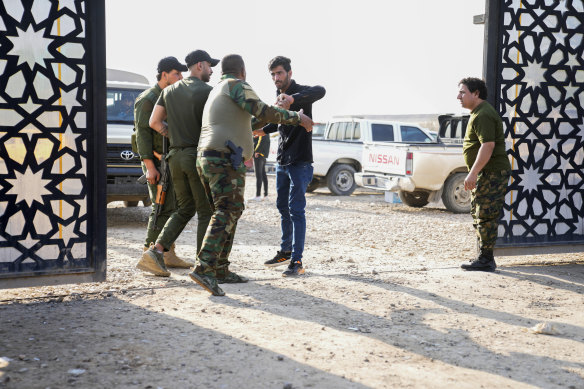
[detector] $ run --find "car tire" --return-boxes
[123,201,139,207]
[398,190,429,207]
[441,172,471,213]
[306,178,320,193]
[326,164,356,196]
[142,198,152,207]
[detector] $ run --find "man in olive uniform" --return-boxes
[144,50,218,274]
[134,56,194,276]
[190,54,313,296]
[457,77,511,272]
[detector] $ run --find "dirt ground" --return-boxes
[1,174,583,389]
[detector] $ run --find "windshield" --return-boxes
[107,88,144,123]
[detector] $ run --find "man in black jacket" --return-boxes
[255,56,325,276]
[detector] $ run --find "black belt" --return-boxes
[199,150,232,158]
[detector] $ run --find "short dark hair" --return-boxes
[221,54,245,76]
[459,77,488,100]
[268,56,291,72]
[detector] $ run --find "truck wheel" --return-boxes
[327,164,356,196]
[442,172,471,213]
[306,178,320,193]
[123,201,139,207]
[398,191,429,207]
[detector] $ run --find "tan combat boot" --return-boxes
[164,244,195,268]
[137,243,170,277]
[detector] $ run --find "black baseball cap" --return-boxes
[157,56,188,73]
[185,50,220,68]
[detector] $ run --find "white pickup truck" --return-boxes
[354,117,470,213]
[308,118,436,195]
[106,68,150,206]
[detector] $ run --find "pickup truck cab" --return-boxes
[310,118,434,195]
[106,69,150,206]
[355,115,470,213]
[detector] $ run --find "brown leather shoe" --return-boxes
[164,244,195,268]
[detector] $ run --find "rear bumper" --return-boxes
[355,172,415,192]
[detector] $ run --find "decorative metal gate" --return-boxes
[0,0,106,287]
[486,0,584,255]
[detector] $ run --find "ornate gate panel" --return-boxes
[0,0,106,287]
[486,0,584,255]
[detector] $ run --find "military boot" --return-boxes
[216,269,249,284]
[163,244,195,268]
[189,266,225,296]
[461,248,496,272]
[137,243,170,277]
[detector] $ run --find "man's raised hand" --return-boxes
[298,109,313,132]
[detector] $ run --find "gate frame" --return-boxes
[484,0,584,256]
[0,0,107,288]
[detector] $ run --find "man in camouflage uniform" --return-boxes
[458,77,511,272]
[190,54,313,296]
[144,50,218,275]
[134,56,194,276]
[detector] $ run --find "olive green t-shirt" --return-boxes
[463,101,511,172]
[156,76,212,149]
[134,84,163,160]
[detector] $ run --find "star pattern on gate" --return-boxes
[497,0,584,244]
[0,0,89,273]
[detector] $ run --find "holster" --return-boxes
[225,140,243,169]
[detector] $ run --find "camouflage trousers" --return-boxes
[471,170,510,250]
[195,155,246,277]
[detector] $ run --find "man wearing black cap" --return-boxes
[135,56,193,277]
[144,50,219,274]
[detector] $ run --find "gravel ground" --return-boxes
[1,174,583,389]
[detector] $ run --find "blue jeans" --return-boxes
[276,162,313,263]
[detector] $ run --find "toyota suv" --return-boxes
[106,68,150,206]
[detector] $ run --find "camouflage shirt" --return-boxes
[199,74,300,160]
[134,84,163,160]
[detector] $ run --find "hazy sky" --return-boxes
[105,0,486,121]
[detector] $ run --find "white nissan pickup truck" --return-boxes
[354,115,470,213]
[308,118,436,195]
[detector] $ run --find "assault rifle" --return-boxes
[137,138,170,229]
[152,137,169,230]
